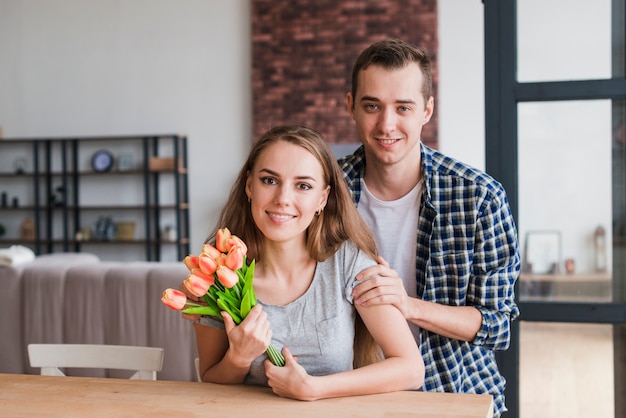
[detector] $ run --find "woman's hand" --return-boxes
[223,304,272,368]
[264,347,318,401]
[178,281,202,321]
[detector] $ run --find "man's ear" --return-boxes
[423,96,435,125]
[346,92,356,119]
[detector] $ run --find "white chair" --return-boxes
[195,357,201,382]
[28,344,164,380]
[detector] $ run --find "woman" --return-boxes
[194,125,424,400]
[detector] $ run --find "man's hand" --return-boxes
[354,258,483,343]
[352,256,412,318]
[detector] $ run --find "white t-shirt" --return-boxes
[357,179,423,340]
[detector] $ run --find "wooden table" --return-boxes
[0,373,493,417]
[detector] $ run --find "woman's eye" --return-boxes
[261,177,277,185]
[297,183,312,191]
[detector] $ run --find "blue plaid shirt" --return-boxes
[338,144,520,417]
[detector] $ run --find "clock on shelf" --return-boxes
[91,149,114,173]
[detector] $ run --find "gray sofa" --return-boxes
[0,253,197,381]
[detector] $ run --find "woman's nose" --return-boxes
[273,185,292,205]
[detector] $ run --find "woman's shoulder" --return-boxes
[318,241,376,277]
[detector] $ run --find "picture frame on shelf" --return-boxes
[117,153,135,172]
[523,230,561,274]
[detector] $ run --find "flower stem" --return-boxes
[266,344,285,367]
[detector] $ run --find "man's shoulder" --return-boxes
[337,145,365,179]
[423,145,504,194]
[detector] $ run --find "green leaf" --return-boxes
[203,292,219,310]
[182,305,222,317]
[244,259,255,283]
[240,288,253,317]
[209,285,221,300]
[217,298,242,324]
[226,281,241,299]
[218,291,242,314]
[243,259,257,305]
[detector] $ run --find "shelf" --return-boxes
[0,173,33,177]
[0,169,187,177]
[519,273,611,283]
[79,238,190,245]
[0,238,189,245]
[0,134,190,261]
[0,204,189,211]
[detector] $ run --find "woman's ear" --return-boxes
[320,185,330,211]
[245,171,252,201]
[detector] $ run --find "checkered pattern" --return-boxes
[338,144,520,418]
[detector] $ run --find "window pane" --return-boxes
[520,322,614,418]
[613,101,626,301]
[517,0,615,82]
[518,100,616,302]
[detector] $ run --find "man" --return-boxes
[341,38,519,417]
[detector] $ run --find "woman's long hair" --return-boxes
[208,125,381,367]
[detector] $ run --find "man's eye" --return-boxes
[365,103,378,111]
[398,106,411,112]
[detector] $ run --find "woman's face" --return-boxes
[245,141,329,246]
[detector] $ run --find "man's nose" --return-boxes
[378,108,397,133]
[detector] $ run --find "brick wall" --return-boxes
[252,0,438,148]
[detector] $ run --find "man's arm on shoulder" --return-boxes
[353,263,482,342]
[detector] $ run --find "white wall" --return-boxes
[437,0,485,170]
[0,0,251,256]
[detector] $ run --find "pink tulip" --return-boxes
[184,272,212,297]
[216,265,239,288]
[161,288,187,310]
[225,245,245,271]
[227,236,248,256]
[183,254,199,271]
[202,243,222,259]
[215,253,226,267]
[198,253,217,275]
[190,268,215,285]
[216,228,232,253]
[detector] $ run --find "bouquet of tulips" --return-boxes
[161,227,285,367]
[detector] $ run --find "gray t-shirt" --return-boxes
[198,240,377,386]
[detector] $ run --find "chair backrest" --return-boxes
[28,344,164,380]
[194,357,201,382]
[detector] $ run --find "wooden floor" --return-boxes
[520,322,614,418]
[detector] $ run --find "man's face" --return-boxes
[347,63,434,167]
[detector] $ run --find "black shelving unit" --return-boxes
[0,134,190,261]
